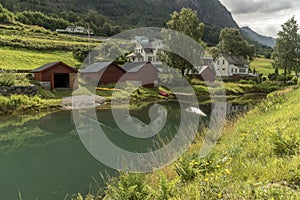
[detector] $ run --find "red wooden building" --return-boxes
[194,66,216,82]
[31,61,78,90]
[122,61,158,88]
[80,62,126,85]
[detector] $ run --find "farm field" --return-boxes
[0,47,80,70]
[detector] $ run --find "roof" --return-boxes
[81,62,124,73]
[31,61,77,73]
[198,66,215,74]
[123,61,156,72]
[221,54,249,66]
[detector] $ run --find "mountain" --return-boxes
[0,0,238,44]
[241,26,276,48]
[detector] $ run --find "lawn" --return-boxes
[250,57,274,75]
[0,47,80,70]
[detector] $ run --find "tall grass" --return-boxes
[77,86,300,199]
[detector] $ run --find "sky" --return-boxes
[219,0,300,38]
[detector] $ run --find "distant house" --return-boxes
[80,62,126,85]
[123,61,158,88]
[194,66,216,82]
[31,61,78,90]
[56,26,88,34]
[214,54,249,78]
[126,36,163,65]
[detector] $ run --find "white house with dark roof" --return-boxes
[214,54,249,77]
[127,36,163,65]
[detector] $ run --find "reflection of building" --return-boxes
[126,36,163,65]
[31,61,78,90]
[212,103,250,118]
[214,54,249,77]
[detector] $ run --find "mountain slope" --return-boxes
[241,26,276,48]
[0,0,239,28]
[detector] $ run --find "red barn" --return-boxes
[195,66,216,82]
[80,62,126,85]
[122,62,158,88]
[31,61,78,90]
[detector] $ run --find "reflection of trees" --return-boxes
[0,112,76,153]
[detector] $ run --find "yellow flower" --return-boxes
[205,178,209,182]
[206,162,210,165]
[225,169,231,175]
[218,193,222,198]
[216,165,220,168]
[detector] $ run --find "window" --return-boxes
[231,68,233,73]
[235,69,237,73]
[239,69,247,73]
[222,60,225,64]
[217,60,220,65]
[148,56,154,62]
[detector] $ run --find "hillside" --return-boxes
[0,0,238,45]
[241,26,276,48]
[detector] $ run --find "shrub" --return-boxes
[105,173,152,200]
[0,72,15,86]
[272,130,300,157]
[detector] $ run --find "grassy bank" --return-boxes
[76,86,300,200]
[0,95,60,115]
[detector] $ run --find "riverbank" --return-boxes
[0,79,291,116]
[93,85,300,200]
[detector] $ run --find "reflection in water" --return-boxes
[39,111,75,134]
[0,101,249,199]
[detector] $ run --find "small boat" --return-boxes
[159,90,170,97]
[185,106,207,116]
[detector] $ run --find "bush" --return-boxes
[105,173,152,200]
[272,130,300,157]
[0,72,14,86]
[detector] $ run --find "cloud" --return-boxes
[220,0,300,37]
[220,0,296,14]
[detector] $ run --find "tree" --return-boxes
[158,8,205,76]
[215,28,255,61]
[272,17,300,76]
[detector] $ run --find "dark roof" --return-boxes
[123,62,153,72]
[31,61,77,73]
[221,54,249,66]
[198,66,215,74]
[81,62,123,73]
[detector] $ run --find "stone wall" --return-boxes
[0,86,39,96]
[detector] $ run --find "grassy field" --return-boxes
[0,47,80,70]
[251,57,274,75]
[92,86,300,200]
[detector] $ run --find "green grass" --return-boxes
[92,86,300,200]
[251,57,274,75]
[0,47,80,70]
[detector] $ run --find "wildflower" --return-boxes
[205,178,209,182]
[218,193,222,198]
[225,169,231,175]
[206,161,210,165]
[216,165,220,168]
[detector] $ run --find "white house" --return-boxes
[214,54,249,77]
[127,36,163,65]
[56,26,88,34]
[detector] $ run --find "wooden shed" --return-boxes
[31,61,78,90]
[80,62,126,85]
[194,66,216,82]
[122,61,158,88]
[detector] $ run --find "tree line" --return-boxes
[0,3,121,36]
